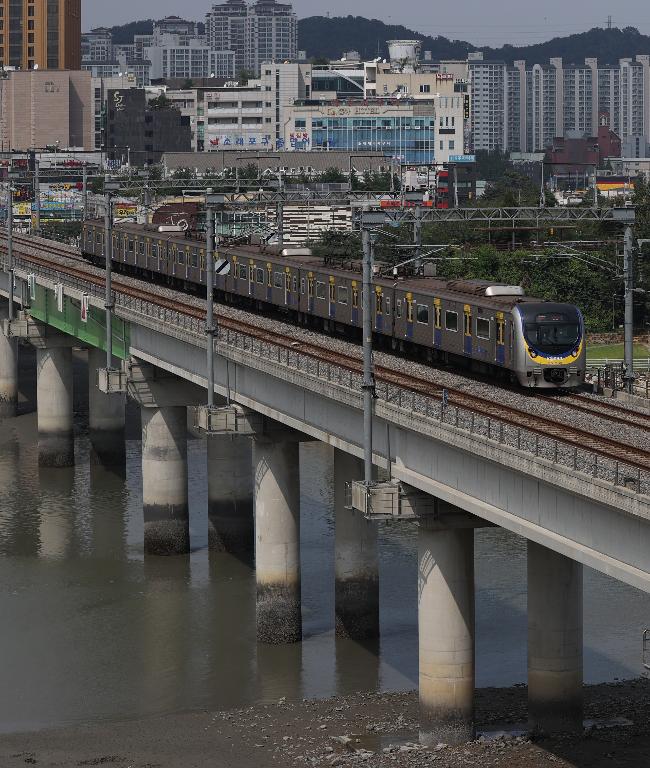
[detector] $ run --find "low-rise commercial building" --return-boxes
[105,89,192,165]
[0,70,93,151]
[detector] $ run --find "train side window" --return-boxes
[128,240,134,252]
[256,267,264,284]
[151,244,158,257]
[434,304,442,329]
[338,286,348,305]
[301,278,306,294]
[417,304,429,324]
[177,248,185,265]
[445,310,458,332]
[396,299,402,318]
[139,242,145,255]
[316,281,326,299]
[476,317,490,340]
[238,264,247,280]
[274,272,284,289]
[190,249,198,268]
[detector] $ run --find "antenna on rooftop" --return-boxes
[607,15,612,30]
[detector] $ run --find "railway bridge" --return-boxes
[1,235,649,745]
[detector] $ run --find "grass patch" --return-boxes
[587,342,650,360]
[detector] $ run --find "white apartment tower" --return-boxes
[206,0,298,76]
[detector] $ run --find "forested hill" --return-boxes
[298,18,650,65]
[104,17,650,67]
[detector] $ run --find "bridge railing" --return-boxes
[4,252,648,499]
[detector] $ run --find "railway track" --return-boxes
[535,392,650,432]
[4,239,650,474]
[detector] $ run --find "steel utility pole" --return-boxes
[206,204,216,408]
[103,176,116,370]
[33,159,40,235]
[623,225,635,394]
[6,177,14,321]
[361,227,375,486]
[82,164,88,221]
[414,205,422,273]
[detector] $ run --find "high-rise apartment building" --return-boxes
[0,0,81,71]
[469,53,650,154]
[206,0,298,76]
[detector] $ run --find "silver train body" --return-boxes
[81,221,587,390]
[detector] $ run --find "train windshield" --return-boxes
[520,306,581,355]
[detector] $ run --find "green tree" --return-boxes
[318,167,347,184]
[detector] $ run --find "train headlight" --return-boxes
[529,348,537,359]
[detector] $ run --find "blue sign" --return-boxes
[449,154,476,163]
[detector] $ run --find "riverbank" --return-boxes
[1,679,649,768]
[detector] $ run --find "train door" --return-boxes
[433,298,442,347]
[405,292,414,339]
[308,273,315,313]
[329,277,336,318]
[351,281,359,325]
[463,304,472,355]
[248,260,254,296]
[375,287,384,332]
[284,268,291,306]
[496,312,506,365]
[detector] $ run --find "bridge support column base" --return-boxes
[88,348,126,467]
[207,434,254,558]
[528,541,583,735]
[0,315,17,418]
[334,449,379,640]
[142,406,189,556]
[418,521,474,746]
[37,346,74,467]
[254,438,301,644]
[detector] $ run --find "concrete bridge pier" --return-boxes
[0,302,17,419]
[334,449,379,640]
[207,434,254,558]
[528,541,583,734]
[141,406,190,556]
[254,433,302,644]
[418,512,476,746]
[128,359,207,556]
[37,343,75,468]
[88,347,126,467]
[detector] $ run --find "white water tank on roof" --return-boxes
[388,40,421,72]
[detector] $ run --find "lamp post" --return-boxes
[104,176,121,370]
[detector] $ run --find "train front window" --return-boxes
[522,309,580,354]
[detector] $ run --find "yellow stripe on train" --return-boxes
[526,340,584,365]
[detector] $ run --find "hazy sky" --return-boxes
[84,0,650,46]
